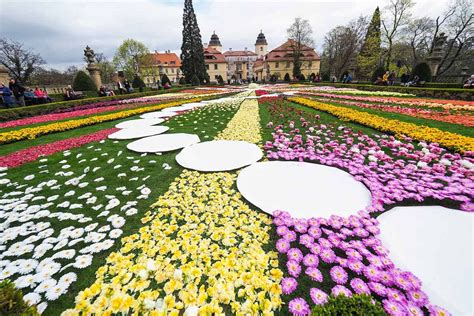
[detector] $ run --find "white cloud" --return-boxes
[0,0,450,70]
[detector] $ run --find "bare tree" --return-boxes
[0,38,46,84]
[432,0,473,77]
[287,17,314,78]
[404,17,435,66]
[382,0,414,69]
[322,16,367,79]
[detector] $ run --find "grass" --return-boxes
[0,102,240,315]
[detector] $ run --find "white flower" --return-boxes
[98,225,110,233]
[173,269,183,280]
[92,204,103,211]
[143,298,156,309]
[14,274,36,288]
[17,259,38,274]
[184,306,199,316]
[140,187,151,195]
[105,198,120,210]
[45,283,68,301]
[155,298,165,310]
[96,186,107,191]
[368,155,378,162]
[109,229,123,239]
[94,177,104,182]
[85,223,98,232]
[440,158,452,166]
[59,272,77,285]
[417,161,428,168]
[52,249,75,260]
[138,269,148,280]
[37,302,48,314]
[146,259,157,271]
[24,175,35,181]
[460,159,474,170]
[73,255,93,269]
[23,292,41,306]
[35,278,56,293]
[110,216,125,228]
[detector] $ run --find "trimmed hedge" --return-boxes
[73,71,97,91]
[0,87,187,122]
[311,294,386,316]
[309,83,473,100]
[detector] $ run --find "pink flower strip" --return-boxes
[0,128,118,168]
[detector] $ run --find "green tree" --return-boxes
[284,73,291,82]
[287,17,314,78]
[161,73,171,86]
[95,53,116,84]
[180,0,208,84]
[113,39,149,79]
[412,62,432,82]
[357,7,382,80]
[132,74,146,91]
[73,70,97,91]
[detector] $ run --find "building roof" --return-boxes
[209,32,222,47]
[204,47,227,63]
[266,39,320,62]
[149,52,181,67]
[255,31,268,45]
[223,50,258,57]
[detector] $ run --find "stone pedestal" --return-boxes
[0,65,9,85]
[86,64,102,89]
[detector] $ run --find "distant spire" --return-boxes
[256,30,268,45]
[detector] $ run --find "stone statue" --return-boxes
[84,46,97,64]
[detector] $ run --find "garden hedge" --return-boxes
[311,294,386,316]
[0,87,187,122]
[308,83,473,100]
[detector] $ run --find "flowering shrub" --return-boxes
[289,97,474,153]
[0,98,203,145]
[310,294,386,316]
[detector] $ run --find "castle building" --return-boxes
[141,51,182,85]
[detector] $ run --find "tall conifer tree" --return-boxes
[180,0,208,84]
[357,7,381,80]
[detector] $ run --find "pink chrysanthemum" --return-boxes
[286,260,302,278]
[309,244,321,255]
[363,265,382,282]
[427,305,452,316]
[305,267,323,282]
[350,278,370,295]
[383,299,406,316]
[368,281,387,297]
[310,288,328,305]
[287,248,304,262]
[281,277,298,295]
[330,266,348,284]
[348,260,365,274]
[406,302,423,316]
[407,289,429,307]
[308,226,322,238]
[302,254,319,267]
[276,225,290,236]
[283,231,297,242]
[331,285,352,297]
[288,297,310,316]
[299,234,314,246]
[386,288,406,303]
[320,248,336,263]
[276,239,291,253]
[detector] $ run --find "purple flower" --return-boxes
[309,244,321,255]
[348,260,365,274]
[305,267,323,282]
[308,226,322,238]
[287,260,302,278]
[386,288,406,303]
[427,304,452,316]
[288,297,310,316]
[310,288,328,305]
[283,230,297,242]
[330,266,348,284]
[406,302,424,316]
[350,278,370,295]
[302,254,319,267]
[299,234,314,246]
[368,282,387,296]
[276,225,290,236]
[407,289,429,307]
[331,285,352,297]
[281,277,298,295]
[320,248,336,263]
[383,299,406,316]
[287,248,304,262]
[276,239,291,253]
[363,265,382,282]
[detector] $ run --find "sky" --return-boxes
[0,0,450,70]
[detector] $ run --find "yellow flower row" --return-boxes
[289,97,474,153]
[63,92,283,315]
[0,98,203,145]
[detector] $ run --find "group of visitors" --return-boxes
[0,79,53,107]
[342,74,353,83]
[117,79,133,94]
[463,75,474,89]
[98,85,116,97]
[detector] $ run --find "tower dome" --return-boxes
[209,32,222,47]
[255,31,268,45]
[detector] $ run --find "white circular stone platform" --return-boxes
[115,118,164,129]
[378,206,473,316]
[176,140,262,172]
[163,105,197,112]
[236,161,371,217]
[127,133,200,153]
[140,111,177,119]
[108,126,169,140]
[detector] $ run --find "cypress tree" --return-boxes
[357,7,381,80]
[180,0,208,84]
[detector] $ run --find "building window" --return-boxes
[260,47,263,51]
[309,61,313,67]
[165,68,168,73]
[171,68,175,73]
[214,64,218,70]
[206,64,209,70]
[275,62,279,68]
[286,61,290,68]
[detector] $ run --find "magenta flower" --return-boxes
[281,277,298,295]
[283,231,297,242]
[383,299,406,316]
[287,248,304,262]
[363,265,382,282]
[331,285,352,297]
[350,278,370,295]
[276,239,291,253]
[276,225,290,236]
[299,234,314,246]
[406,302,423,316]
[305,267,323,282]
[427,305,452,316]
[302,254,319,267]
[330,266,348,284]
[386,288,406,303]
[286,260,302,278]
[320,248,336,263]
[368,282,387,297]
[288,297,310,316]
[348,260,365,274]
[309,244,321,255]
[407,289,429,307]
[309,288,328,305]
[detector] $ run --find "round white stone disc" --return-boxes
[176,140,263,172]
[237,161,371,217]
[378,206,473,316]
[115,118,164,129]
[127,133,201,153]
[108,126,169,140]
[140,111,177,119]
[163,105,196,112]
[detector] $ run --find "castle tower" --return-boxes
[255,30,268,58]
[208,31,222,52]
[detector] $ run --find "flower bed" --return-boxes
[289,97,474,153]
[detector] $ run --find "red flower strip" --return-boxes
[0,128,118,168]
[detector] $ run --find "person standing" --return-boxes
[123,79,131,93]
[0,82,14,107]
[9,78,26,106]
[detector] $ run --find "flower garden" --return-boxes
[0,85,472,316]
